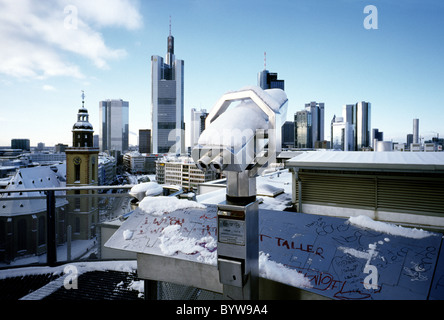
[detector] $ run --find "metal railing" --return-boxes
[0,185,134,268]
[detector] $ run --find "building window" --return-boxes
[17,219,27,251]
[75,164,81,182]
[75,190,80,210]
[38,216,45,246]
[75,217,80,234]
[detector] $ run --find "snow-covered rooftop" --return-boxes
[286,151,444,171]
[0,166,67,217]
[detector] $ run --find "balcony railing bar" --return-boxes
[0,185,135,268]
[0,185,135,194]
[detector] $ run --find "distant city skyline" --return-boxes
[0,0,443,148]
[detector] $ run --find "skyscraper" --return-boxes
[294,109,311,149]
[342,102,371,150]
[139,129,151,154]
[372,128,383,149]
[305,102,324,145]
[281,121,295,149]
[413,118,419,144]
[331,115,354,151]
[151,20,185,154]
[99,99,129,154]
[257,53,285,90]
[258,70,285,90]
[356,101,371,150]
[294,102,325,149]
[190,108,208,148]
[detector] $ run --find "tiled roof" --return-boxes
[0,269,143,300]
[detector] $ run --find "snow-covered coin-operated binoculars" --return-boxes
[192,86,288,300]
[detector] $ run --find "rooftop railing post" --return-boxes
[45,190,57,267]
[144,279,158,300]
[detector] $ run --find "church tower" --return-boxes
[65,91,99,240]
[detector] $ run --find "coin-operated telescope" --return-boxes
[192,86,288,299]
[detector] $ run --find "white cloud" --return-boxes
[0,0,142,79]
[43,85,56,91]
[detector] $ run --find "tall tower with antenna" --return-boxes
[264,51,267,70]
[151,17,185,154]
[166,15,175,66]
[257,52,285,90]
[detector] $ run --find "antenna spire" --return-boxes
[264,51,267,70]
[169,15,172,36]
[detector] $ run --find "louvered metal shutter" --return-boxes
[297,172,376,209]
[377,177,444,215]
[296,171,444,216]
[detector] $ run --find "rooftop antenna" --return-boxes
[264,51,267,70]
[169,15,172,36]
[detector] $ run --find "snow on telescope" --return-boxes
[192,86,288,174]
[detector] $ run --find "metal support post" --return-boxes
[144,279,158,300]
[217,189,259,300]
[46,190,57,267]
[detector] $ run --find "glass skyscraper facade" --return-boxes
[258,70,285,90]
[294,110,312,148]
[342,102,371,150]
[294,102,324,149]
[331,115,354,151]
[151,26,185,154]
[99,99,129,154]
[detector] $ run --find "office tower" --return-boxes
[258,70,285,90]
[281,121,295,149]
[294,110,311,148]
[406,134,413,148]
[413,118,419,144]
[356,102,371,150]
[11,139,30,151]
[331,115,354,151]
[151,21,185,154]
[93,135,99,148]
[342,102,371,150]
[258,53,285,90]
[305,102,325,147]
[99,99,129,154]
[36,142,45,151]
[139,129,151,154]
[190,108,208,147]
[372,128,383,149]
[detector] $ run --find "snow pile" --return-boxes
[129,182,163,201]
[198,100,268,149]
[259,252,312,288]
[239,86,287,113]
[123,229,133,241]
[157,226,313,289]
[158,225,217,265]
[348,215,434,239]
[128,280,144,298]
[257,183,284,197]
[138,196,206,216]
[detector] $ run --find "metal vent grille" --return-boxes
[296,171,444,216]
[155,281,223,300]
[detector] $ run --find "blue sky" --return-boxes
[0,0,443,147]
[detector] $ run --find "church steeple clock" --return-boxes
[65,91,99,240]
[66,91,99,186]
